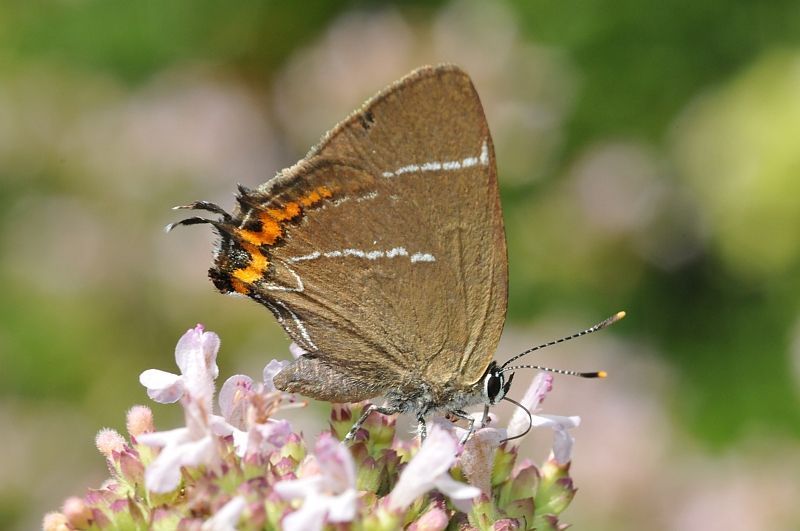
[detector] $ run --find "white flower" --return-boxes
[274,433,358,531]
[388,425,481,512]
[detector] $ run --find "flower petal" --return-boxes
[218,375,253,429]
[231,427,249,458]
[235,419,293,458]
[281,500,327,531]
[174,325,205,373]
[326,489,358,522]
[460,427,504,494]
[533,414,581,464]
[179,348,217,409]
[263,359,289,392]
[144,443,185,492]
[408,504,449,531]
[530,414,580,429]
[274,476,324,499]
[137,427,190,448]
[146,434,218,493]
[289,342,307,359]
[200,330,221,380]
[209,415,235,437]
[315,433,356,492]
[175,325,220,380]
[201,496,247,531]
[139,369,184,403]
[257,419,293,448]
[552,427,575,465]
[180,434,217,467]
[434,474,482,500]
[507,372,553,440]
[389,425,458,510]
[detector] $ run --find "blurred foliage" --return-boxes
[514,0,800,147]
[2,1,800,529]
[1,0,407,83]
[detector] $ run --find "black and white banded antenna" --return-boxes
[500,311,626,377]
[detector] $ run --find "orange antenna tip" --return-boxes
[598,370,608,378]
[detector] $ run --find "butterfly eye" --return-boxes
[483,366,506,405]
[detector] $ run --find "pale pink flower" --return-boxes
[507,372,553,440]
[137,325,233,492]
[137,412,234,493]
[218,374,253,430]
[460,427,506,494]
[218,360,293,458]
[428,412,506,493]
[531,414,581,464]
[274,433,358,531]
[432,410,505,447]
[508,372,580,463]
[238,419,293,459]
[288,342,307,359]
[389,425,481,511]
[263,358,289,391]
[407,503,449,531]
[200,496,247,531]
[139,324,220,404]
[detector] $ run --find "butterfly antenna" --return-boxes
[500,311,626,374]
[173,201,232,220]
[502,364,607,378]
[165,200,237,234]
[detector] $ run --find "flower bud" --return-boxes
[95,428,126,458]
[42,512,69,531]
[62,496,92,528]
[126,405,155,438]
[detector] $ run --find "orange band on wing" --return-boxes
[231,242,269,287]
[234,185,333,247]
[228,186,334,292]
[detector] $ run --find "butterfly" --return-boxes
[170,65,620,442]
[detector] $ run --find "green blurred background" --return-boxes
[2,1,800,529]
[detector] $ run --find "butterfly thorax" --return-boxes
[383,375,486,418]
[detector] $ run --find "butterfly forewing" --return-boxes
[213,65,507,395]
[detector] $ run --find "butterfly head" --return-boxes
[482,361,514,406]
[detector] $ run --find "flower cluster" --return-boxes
[45,325,580,530]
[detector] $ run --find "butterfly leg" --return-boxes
[344,404,399,443]
[480,405,490,428]
[447,409,476,445]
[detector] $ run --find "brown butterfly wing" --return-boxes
[210,65,507,397]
